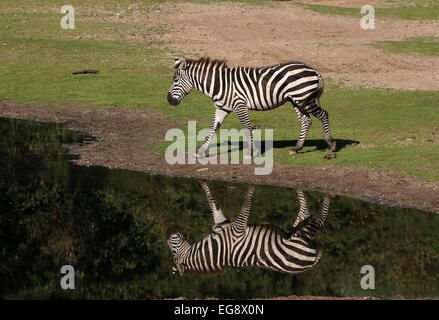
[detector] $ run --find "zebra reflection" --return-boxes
[167,181,330,275]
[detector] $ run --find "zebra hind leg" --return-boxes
[306,103,337,152]
[289,106,312,155]
[235,106,256,159]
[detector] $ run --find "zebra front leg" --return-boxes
[199,179,229,225]
[235,107,256,160]
[292,190,311,229]
[197,108,230,158]
[232,185,255,235]
[307,104,337,152]
[290,107,312,155]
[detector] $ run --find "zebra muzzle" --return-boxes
[167,92,180,106]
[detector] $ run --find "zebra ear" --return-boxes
[173,58,187,70]
[180,59,187,70]
[174,57,181,69]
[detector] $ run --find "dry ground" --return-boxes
[146,1,439,90]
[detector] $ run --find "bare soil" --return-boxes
[147,1,439,90]
[1,100,438,214]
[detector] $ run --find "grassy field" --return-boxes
[300,1,439,20]
[372,37,439,57]
[0,0,438,182]
[155,82,439,181]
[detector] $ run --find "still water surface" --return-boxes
[0,117,437,299]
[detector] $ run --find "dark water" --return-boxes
[0,117,437,299]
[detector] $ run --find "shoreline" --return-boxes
[1,100,438,214]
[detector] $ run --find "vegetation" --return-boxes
[372,37,439,57]
[299,1,439,20]
[0,8,169,108]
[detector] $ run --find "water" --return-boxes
[0,117,437,299]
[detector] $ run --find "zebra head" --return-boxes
[166,228,189,275]
[167,57,193,106]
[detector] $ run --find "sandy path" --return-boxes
[147,1,439,90]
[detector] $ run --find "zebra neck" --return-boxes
[178,240,192,261]
[189,64,230,99]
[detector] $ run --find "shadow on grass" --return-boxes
[213,138,359,156]
[273,139,360,153]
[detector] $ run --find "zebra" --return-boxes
[166,181,331,275]
[167,57,336,159]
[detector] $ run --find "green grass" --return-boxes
[0,9,172,108]
[0,37,169,107]
[372,37,439,56]
[382,0,439,6]
[156,82,439,181]
[0,1,438,182]
[300,2,439,20]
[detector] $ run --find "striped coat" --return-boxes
[167,57,336,157]
[167,181,330,275]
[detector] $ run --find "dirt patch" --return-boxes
[299,0,384,7]
[7,1,438,89]
[1,101,438,214]
[146,2,439,90]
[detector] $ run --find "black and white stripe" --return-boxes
[167,181,330,275]
[167,57,336,157]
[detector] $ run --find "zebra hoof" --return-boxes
[324,153,337,160]
[243,154,252,161]
[289,149,299,155]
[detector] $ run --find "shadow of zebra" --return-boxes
[214,138,359,156]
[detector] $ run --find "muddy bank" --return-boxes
[1,101,438,213]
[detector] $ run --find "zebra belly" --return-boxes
[246,99,287,111]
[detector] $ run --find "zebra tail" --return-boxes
[315,75,324,106]
[299,73,325,107]
[314,248,323,266]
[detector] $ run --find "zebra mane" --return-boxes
[186,57,228,68]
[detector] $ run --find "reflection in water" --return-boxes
[0,117,438,299]
[168,181,330,275]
